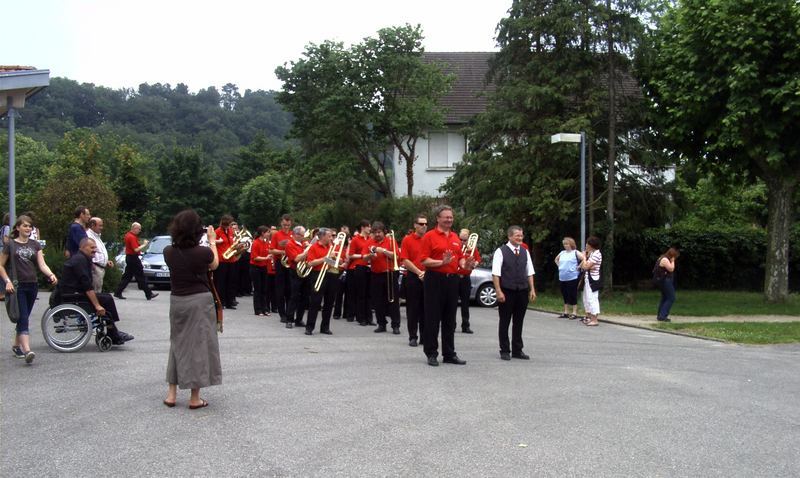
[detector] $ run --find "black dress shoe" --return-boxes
[321,330,333,335]
[427,356,439,367]
[366,321,376,326]
[500,352,511,361]
[442,356,467,365]
[304,330,313,335]
[225,306,237,310]
[657,317,671,322]
[295,321,305,327]
[279,317,288,323]
[285,322,294,329]
[346,317,355,322]
[462,328,474,334]
[374,325,387,333]
[113,294,126,300]
[358,321,367,326]
[117,331,135,342]
[333,316,341,320]
[392,327,400,335]
[409,338,418,347]
[512,352,530,360]
[147,293,159,300]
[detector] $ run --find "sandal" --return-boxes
[568,314,578,320]
[189,399,209,410]
[585,321,599,327]
[163,400,176,408]
[557,314,569,319]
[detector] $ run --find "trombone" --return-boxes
[462,233,479,259]
[222,226,253,260]
[295,235,320,278]
[313,232,347,292]
[386,230,400,303]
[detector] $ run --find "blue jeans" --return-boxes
[14,282,39,336]
[657,278,676,319]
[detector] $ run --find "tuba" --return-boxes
[222,227,253,260]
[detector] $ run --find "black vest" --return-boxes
[499,245,529,291]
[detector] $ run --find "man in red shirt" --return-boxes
[114,222,158,300]
[420,206,476,366]
[284,225,310,329]
[303,228,340,335]
[249,225,271,316]
[269,214,294,322]
[457,228,482,334]
[365,222,401,334]
[214,215,238,309]
[347,220,374,326]
[400,215,427,347]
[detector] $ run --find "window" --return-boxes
[428,132,465,169]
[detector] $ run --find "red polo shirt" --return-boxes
[284,239,306,270]
[420,228,463,275]
[367,235,397,274]
[271,229,293,252]
[124,231,140,254]
[399,232,425,272]
[348,234,370,270]
[215,227,237,264]
[250,238,270,268]
[457,247,482,276]
[305,241,332,272]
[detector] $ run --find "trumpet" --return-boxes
[386,230,400,303]
[314,232,347,292]
[462,233,479,259]
[222,227,253,260]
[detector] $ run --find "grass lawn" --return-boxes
[532,290,800,316]
[652,322,800,344]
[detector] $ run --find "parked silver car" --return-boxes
[115,235,171,288]
[469,267,497,307]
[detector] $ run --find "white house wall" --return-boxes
[392,130,467,197]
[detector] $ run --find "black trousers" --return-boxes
[353,265,372,324]
[344,269,358,319]
[498,287,529,354]
[116,254,153,299]
[212,262,236,307]
[458,275,471,330]
[405,273,425,340]
[238,253,252,295]
[287,270,310,324]
[333,272,348,318]
[306,271,339,332]
[370,271,401,328]
[265,273,276,312]
[423,271,459,359]
[275,264,292,319]
[250,265,267,314]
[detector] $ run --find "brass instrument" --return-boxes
[386,230,399,303]
[295,235,319,278]
[222,226,253,260]
[313,232,347,292]
[462,233,479,259]
[280,229,312,268]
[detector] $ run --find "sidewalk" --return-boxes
[533,308,799,328]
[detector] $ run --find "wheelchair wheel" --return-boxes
[41,304,93,353]
[96,335,113,352]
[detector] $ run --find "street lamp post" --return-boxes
[551,132,586,250]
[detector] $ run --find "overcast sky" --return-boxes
[7,0,510,93]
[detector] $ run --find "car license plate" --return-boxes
[156,272,170,278]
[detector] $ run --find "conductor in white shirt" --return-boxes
[86,217,114,293]
[491,225,536,361]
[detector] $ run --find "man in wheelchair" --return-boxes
[60,238,134,345]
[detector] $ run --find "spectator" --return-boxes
[654,247,680,322]
[66,206,90,257]
[580,236,603,327]
[554,237,584,319]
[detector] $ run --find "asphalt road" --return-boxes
[2,288,799,477]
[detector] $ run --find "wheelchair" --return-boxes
[41,293,115,352]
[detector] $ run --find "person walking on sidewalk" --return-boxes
[654,247,680,322]
[114,222,158,301]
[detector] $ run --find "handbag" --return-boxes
[652,257,668,283]
[5,241,20,323]
[587,269,603,292]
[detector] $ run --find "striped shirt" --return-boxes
[587,250,602,280]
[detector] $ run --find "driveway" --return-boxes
[2,290,799,477]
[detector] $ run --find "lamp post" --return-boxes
[551,132,586,250]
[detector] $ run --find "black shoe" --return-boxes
[558,314,569,318]
[409,338,418,347]
[427,356,439,367]
[225,306,237,310]
[333,316,341,320]
[286,322,294,329]
[295,321,305,327]
[358,321,367,326]
[321,330,333,335]
[232,301,239,306]
[512,352,530,360]
[500,352,511,361]
[117,331,135,342]
[657,317,671,322]
[374,325,387,333]
[462,328,474,334]
[147,293,159,300]
[392,327,400,335]
[279,317,288,323]
[304,330,313,335]
[346,317,355,322]
[113,294,126,300]
[366,321,376,326]
[442,356,467,365]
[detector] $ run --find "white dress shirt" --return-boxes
[86,229,109,266]
[492,241,535,277]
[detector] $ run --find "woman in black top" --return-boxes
[654,247,680,322]
[162,210,221,409]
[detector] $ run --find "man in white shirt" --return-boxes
[86,217,114,293]
[491,225,536,361]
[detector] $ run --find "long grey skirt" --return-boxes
[166,292,222,389]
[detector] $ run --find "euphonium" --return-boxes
[462,233,479,259]
[222,227,253,260]
[314,232,347,292]
[295,235,319,278]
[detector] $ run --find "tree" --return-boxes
[155,147,221,228]
[644,0,800,301]
[275,24,452,197]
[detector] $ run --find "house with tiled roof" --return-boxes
[391,52,495,197]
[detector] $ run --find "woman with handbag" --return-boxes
[162,210,222,410]
[554,237,584,319]
[580,236,603,327]
[654,247,680,322]
[0,215,58,364]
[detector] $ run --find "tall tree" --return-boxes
[275,24,452,197]
[644,0,800,301]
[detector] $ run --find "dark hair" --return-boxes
[256,225,269,236]
[371,221,385,232]
[280,214,292,222]
[74,206,88,218]
[219,214,233,228]
[414,214,427,224]
[358,219,371,231]
[10,215,33,239]
[586,236,601,249]
[21,211,36,222]
[170,210,204,249]
[663,247,680,260]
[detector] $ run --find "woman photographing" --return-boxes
[580,236,602,327]
[654,247,680,322]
